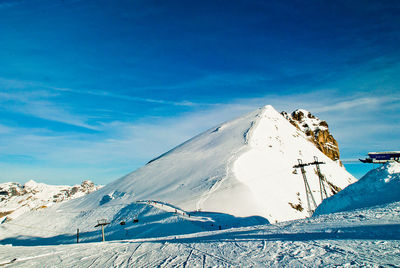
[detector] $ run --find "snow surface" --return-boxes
[315,161,400,216]
[0,201,399,267]
[0,105,356,245]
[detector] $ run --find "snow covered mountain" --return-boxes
[102,105,354,221]
[315,161,400,216]
[70,105,354,221]
[0,180,102,223]
[0,105,356,244]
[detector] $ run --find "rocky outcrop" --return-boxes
[50,180,99,202]
[281,109,340,161]
[0,180,102,223]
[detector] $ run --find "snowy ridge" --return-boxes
[315,161,400,215]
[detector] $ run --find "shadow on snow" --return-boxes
[1,223,399,247]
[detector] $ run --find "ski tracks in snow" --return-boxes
[1,185,400,267]
[1,236,399,267]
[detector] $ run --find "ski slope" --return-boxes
[1,200,399,267]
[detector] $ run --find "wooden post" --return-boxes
[95,219,109,242]
[77,228,79,243]
[101,225,105,242]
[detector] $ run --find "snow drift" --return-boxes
[314,161,400,215]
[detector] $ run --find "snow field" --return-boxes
[1,201,399,267]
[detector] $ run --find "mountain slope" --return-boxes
[315,161,400,216]
[0,105,355,244]
[71,105,354,221]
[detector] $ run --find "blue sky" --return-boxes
[0,0,399,184]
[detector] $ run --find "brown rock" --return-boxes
[281,109,340,161]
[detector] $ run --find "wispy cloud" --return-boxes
[50,86,200,107]
[0,90,97,130]
[0,76,207,108]
[0,77,36,89]
[311,97,387,113]
[0,77,205,107]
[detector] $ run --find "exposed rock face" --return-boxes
[0,180,102,223]
[281,109,340,161]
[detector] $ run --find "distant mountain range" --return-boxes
[0,180,102,223]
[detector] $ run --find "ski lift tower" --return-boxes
[95,219,110,242]
[311,156,328,202]
[293,157,328,216]
[293,159,317,216]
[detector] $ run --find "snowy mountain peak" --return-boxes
[24,180,49,192]
[261,104,275,111]
[67,105,354,223]
[24,179,37,186]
